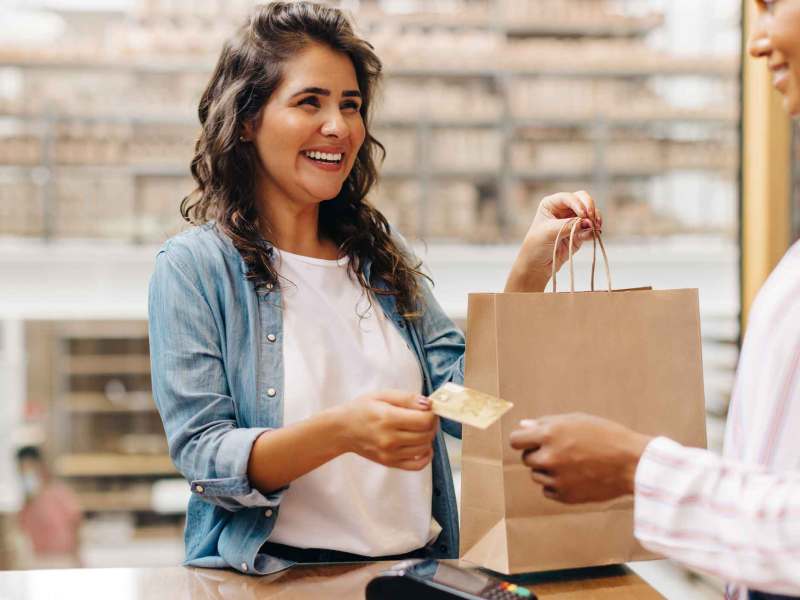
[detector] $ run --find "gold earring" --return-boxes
[239,136,247,142]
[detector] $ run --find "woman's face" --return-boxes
[247,43,366,208]
[749,0,800,116]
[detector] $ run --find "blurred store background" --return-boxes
[0,0,749,597]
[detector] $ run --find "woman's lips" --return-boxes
[772,66,790,93]
[300,152,344,172]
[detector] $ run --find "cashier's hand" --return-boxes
[341,390,438,471]
[509,414,652,504]
[505,191,602,293]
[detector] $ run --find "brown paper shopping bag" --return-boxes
[459,219,707,574]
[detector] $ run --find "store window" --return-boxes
[0,0,741,579]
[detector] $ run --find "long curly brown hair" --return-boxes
[181,1,427,316]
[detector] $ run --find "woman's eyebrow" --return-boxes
[290,86,361,98]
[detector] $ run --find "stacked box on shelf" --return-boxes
[426,182,481,240]
[127,122,195,167]
[136,175,193,243]
[377,79,503,123]
[373,127,417,174]
[53,121,129,165]
[0,176,45,237]
[369,180,420,238]
[54,173,136,238]
[0,134,40,166]
[430,129,503,173]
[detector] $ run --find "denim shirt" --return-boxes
[148,223,464,575]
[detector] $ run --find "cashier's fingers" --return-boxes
[509,425,545,450]
[542,486,562,502]
[529,468,556,489]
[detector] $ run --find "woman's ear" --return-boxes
[240,118,257,142]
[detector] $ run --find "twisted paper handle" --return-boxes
[550,217,612,293]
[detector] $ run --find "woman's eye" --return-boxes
[342,101,361,111]
[298,96,320,108]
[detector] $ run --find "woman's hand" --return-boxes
[505,191,602,292]
[338,390,438,471]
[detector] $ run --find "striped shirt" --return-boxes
[633,240,800,598]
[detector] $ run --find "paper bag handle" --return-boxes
[550,217,612,293]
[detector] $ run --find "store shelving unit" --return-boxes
[48,320,180,520]
[0,0,740,244]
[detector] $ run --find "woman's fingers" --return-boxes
[543,192,588,220]
[542,190,602,224]
[395,443,435,461]
[391,429,437,448]
[396,449,434,471]
[388,405,439,433]
[575,190,597,224]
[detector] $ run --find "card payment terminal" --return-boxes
[365,559,537,600]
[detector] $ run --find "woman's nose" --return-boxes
[321,111,349,139]
[748,15,772,59]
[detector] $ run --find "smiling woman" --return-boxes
[241,45,368,258]
[750,0,800,115]
[148,0,600,577]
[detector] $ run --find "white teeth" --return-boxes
[304,150,343,162]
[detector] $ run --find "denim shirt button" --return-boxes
[195,485,204,494]
[433,487,442,497]
[265,509,273,518]
[267,388,277,397]
[266,282,274,290]
[397,320,405,329]
[241,562,249,572]
[267,334,277,343]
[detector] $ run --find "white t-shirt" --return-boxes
[267,248,437,556]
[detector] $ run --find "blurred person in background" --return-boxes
[149,1,600,576]
[510,0,800,598]
[16,446,82,568]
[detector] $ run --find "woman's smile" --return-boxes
[300,146,347,172]
[771,62,791,93]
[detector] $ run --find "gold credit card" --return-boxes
[429,383,513,429]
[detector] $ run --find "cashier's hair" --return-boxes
[182,1,428,317]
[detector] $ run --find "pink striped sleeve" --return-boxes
[634,437,800,596]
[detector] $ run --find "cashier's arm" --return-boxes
[510,415,800,594]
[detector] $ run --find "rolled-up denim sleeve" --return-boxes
[148,244,283,512]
